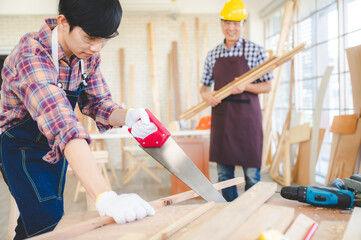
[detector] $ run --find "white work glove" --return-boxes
[96,191,155,224]
[125,108,157,139]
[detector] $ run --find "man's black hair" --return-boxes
[59,0,122,39]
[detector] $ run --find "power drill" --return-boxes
[280,186,355,209]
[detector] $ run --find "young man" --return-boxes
[200,0,273,201]
[0,0,156,238]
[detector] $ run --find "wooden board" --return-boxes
[147,22,161,119]
[285,213,316,240]
[346,45,361,115]
[330,114,358,134]
[172,41,182,120]
[313,221,347,240]
[342,207,361,240]
[309,66,333,185]
[326,118,361,181]
[289,123,311,144]
[228,204,294,240]
[119,48,125,105]
[179,182,277,239]
[296,128,326,186]
[182,22,191,110]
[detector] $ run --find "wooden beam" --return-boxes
[330,114,358,134]
[342,207,361,240]
[179,182,277,239]
[147,22,161,119]
[172,41,182,120]
[346,45,361,116]
[309,66,333,185]
[167,52,173,124]
[285,214,317,240]
[119,48,125,105]
[182,22,191,110]
[195,17,201,104]
[30,178,244,240]
[149,202,215,240]
[129,64,134,107]
[228,204,294,240]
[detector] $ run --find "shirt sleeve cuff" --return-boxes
[96,104,123,133]
[42,122,91,163]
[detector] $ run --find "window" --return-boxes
[264,0,361,184]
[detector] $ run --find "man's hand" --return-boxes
[230,84,246,95]
[201,91,221,107]
[96,191,155,224]
[126,108,157,139]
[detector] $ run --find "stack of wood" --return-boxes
[30,179,361,239]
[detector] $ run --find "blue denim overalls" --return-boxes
[0,26,88,239]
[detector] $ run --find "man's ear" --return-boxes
[57,15,70,32]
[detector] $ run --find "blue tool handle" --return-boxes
[306,187,354,209]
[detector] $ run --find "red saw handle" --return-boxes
[128,109,171,148]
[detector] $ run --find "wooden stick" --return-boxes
[195,17,201,104]
[182,22,191,110]
[172,41,182,120]
[180,43,306,119]
[147,22,161,119]
[129,64,134,107]
[30,178,244,240]
[167,52,173,124]
[203,23,208,59]
[119,48,125,105]
[309,66,333,185]
[149,202,215,240]
[179,182,277,240]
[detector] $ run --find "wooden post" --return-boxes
[147,22,161,119]
[182,22,191,110]
[167,52,173,124]
[195,17,201,104]
[119,48,125,106]
[172,41,182,120]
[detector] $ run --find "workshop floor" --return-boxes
[0,163,277,239]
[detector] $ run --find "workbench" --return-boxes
[51,193,352,239]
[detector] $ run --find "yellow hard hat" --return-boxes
[220,0,248,21]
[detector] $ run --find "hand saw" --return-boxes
[128,109,226,202]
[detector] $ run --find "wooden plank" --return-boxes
[228,204,294,240]
[172,41,182,120]
[289,123,311,144]
[179,182,277,240]
[195,17,200,104]
[296,128,325,186]
[149,202,215,240]
[30,178,244,240]
[285,213,316,240]
[147,22,160,119]
[309,66,333,185]
[342,207,361,240]
[129,64,134,107]
[182,22,191,110]
[167,52,173,124]
[346,45,361,116]
[119,48,125,105]
[326,118,361,181]
[330,114,358,134]
[203,23,208,59]
[313,221,347,240]
[325,133,341,184]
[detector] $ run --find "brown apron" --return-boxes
[210,39,263,168]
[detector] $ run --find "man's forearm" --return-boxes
[64,138,111,201]
[245,80,272,94]
[109,108,128,127]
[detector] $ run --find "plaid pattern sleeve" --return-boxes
[200,38,273,86]
[13,54,91,163]
[78,56,122,133]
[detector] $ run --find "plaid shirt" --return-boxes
[0,18,122,163]
[201,37,273,86]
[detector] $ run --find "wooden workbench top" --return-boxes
[55,196,352,239]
